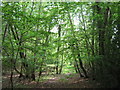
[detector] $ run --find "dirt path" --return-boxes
[36,73,100,88]
[2,73,101,88]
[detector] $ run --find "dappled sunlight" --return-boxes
[2,2,120,88]
[2,73,101,88]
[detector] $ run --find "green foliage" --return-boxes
[62,64,75,74]
[2,2,120,88]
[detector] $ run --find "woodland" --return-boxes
[2,2,120,88]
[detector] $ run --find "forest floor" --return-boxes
[2,73,101,88]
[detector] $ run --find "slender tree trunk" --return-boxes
[10,67,13,89]
[59,52,64,74]
[71,45,84,77]
[91,4,96,80]
[56,25,61,74]
[95,3,105,56]
[67,7,88,78]
[9,24,28,78]
[8,29,14,88]
[74,58,84,77]
[37,62,44,82]
[77,53,88,78]
[2,24,8,43]
[31,71,35,81]
[74,62,78,73]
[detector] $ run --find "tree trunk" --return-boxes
[67,7,88,78]
[74,58,84,77]
[59,54,64,74]
[71,44,84,77]
[95,3,105,56]
[10,59,13,89]
[56,25,61,74]
[31,71,35,81]
[74,62,78,73]
[77,53,88,78]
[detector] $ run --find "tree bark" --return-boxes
[56,25,61,74]
[67,6,88,78]
[77,51,88,78]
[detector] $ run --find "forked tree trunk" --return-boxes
[77,52,88,78]
[74,58,84,77]
[67,7,88,78]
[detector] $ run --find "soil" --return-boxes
[2,73,101,88]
